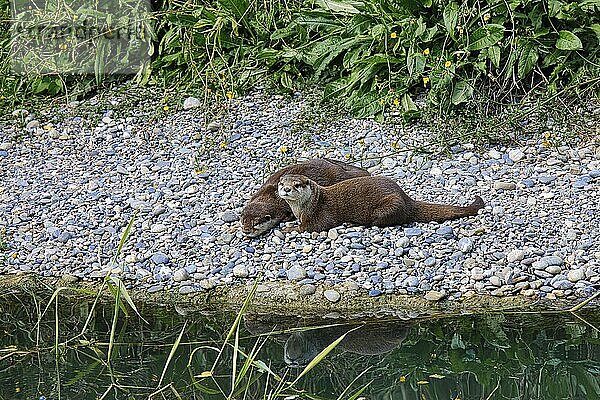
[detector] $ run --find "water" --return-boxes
[1,293,599,400]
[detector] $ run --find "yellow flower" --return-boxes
[423,48,430,56]
[379,99,385,105]
[390,32,397,39]
[219,142,227,149]
[423,76,430,86]
[444,60,452,68]
[398,375,406,383]
[483,13,491,22]
[59,43,68,50]
[344,153,351,160]
[393,98,400,106]
[226,91,234,99]
[163,105,169,111]
[357,138,365,146]
[207,88,212,93]
[391,141,400,149]
[279,145,288,153]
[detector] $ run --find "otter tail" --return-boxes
[410,195,485,223]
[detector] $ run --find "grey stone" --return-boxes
[493,181,516,190]
[506,249,525,263]
[233,265,249,278]
[221,211,239,223]
[424,290,446,301]
[151,252,169,264]
[324,289,341,303]
[457,237,474,253]
[183,96,201,110]
[567,269,585,282]
[173,268,190,282]
[286,265,307,281]
[299,284,316,296]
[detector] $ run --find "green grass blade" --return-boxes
[158,320,187,387]
[106,284,121,363]
[113,210,138,263]
[211,279,259,372]
[346,379,373,400]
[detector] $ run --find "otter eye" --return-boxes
[294,183,302,188]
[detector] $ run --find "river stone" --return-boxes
[541,255,563,266]
[151,252,169,264]
[424,290,446,301]
[508,149,525,162]
[567,269,585,282]
[493,181,516,190]
[173,268,190,282]
[233,265,249,278]
[507,249,525,263]
[183,96,201,110]
[299,284,316,296]
[221,211,239,223]
[0,142,13,151]
[457,237,473,253]
[545,265,562,275]
[327,228,339,240]
[286,265,307,281]
[324,289,341,303]
[489,276,502,287]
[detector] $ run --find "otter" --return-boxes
[278,174,485,232]
[241,159,370,237]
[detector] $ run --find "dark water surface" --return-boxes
[1,293,599,400]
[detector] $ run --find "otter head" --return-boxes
[277,175,312,203]
[284,332,321,368]
[240,202,279,237]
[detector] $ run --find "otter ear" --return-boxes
[265,214,271,220]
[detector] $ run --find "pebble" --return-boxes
[368,289,383,297]
[506,249,525,263]
[324,289,341,303]
[233,265,249,278]
[299,284,316,296]
[457,238,473,253]
[173,268,190,282]
[183,97,201,110]
[508,149,525,162]
[0,142,13,151]
[207,121,221,132]
[286,265,307,281]
[567,269,585,282]
[221,211,239,223]
[493,181,516,190]
[151,252,169,265]
[327,228,339,240]
[404,228,423,237]
[424,290,446,301]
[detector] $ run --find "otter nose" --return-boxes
[283,186,291,193]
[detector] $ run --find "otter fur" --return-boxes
[241,159,370,237]
[278,174,484,232]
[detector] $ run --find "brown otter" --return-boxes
[278,174,484,232]
[241,159,370,237]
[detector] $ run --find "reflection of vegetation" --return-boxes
[2,290,598,400]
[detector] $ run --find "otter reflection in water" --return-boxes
[245,317,410,368]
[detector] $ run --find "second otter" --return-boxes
[278,175,484,232]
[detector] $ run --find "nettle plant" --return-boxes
[269,0,600,119]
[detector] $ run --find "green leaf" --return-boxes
[467,24,505,50]
[443,2,458,38]
[556,30,582,50]
[488,45,500,68]
[349,92,384,118]
[217,0,249,19]
[517,41,538,78]
[591,24,600,41]
[451,80,473,105]
[315,0,361,14]
[401,93,417,112]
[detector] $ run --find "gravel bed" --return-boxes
[1,88,599,303]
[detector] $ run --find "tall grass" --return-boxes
[2,0,598,127]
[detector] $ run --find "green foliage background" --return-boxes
[1,0,599,118]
